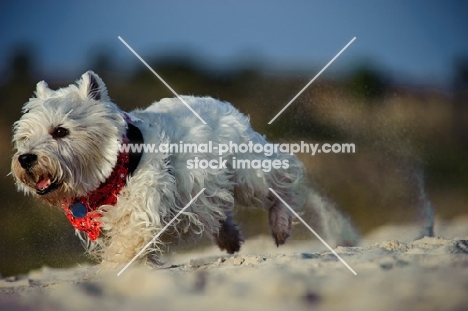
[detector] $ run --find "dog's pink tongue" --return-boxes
[37,178,51,190]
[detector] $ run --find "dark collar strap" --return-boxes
[126,123,144,176]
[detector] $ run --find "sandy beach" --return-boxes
[1,216,467,311]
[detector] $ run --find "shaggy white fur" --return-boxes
[11,71,359,268]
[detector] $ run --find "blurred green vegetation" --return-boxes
[1,47,467,277]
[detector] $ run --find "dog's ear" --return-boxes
[35,81,53,99]
[78,71,109,102]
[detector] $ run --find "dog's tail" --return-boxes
[296,187,360,247]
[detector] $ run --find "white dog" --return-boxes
[11,71,358,268]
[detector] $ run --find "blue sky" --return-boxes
[0,0,467,88]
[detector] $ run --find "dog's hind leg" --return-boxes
[268,197,292,246]
[213,214,244,254]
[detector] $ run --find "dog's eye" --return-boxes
[18,136,29,146]
[52,127,69,139]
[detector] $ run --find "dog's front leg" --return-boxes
[98,208,160,270]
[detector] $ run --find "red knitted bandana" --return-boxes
[60,122,143,241]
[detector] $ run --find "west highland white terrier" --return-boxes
[11,71,359,268]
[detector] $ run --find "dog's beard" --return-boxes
[11,153,75,206]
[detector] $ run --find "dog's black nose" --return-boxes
[18,153,37,170]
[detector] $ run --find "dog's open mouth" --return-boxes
[35,176,60,195]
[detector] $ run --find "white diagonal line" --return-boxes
[268,37,356,124]
[268,188,357,275]
[118,36,207,125]
[117,188,206,276]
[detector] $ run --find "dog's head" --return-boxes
[11,71,126,205]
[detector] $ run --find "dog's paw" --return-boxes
[269,203,292,246]
[215,218,244,254]
[98,260,123,271]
